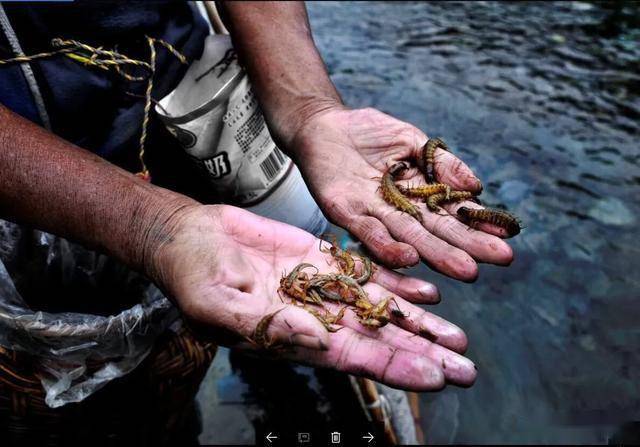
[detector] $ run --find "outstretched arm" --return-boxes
[0,103,475,390]
[220,1,514,280]
[0,104,194,277]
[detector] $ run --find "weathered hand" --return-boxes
[150,204,476,391]
[291,107,514,281]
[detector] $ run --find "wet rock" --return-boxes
[531,77,555,96]
[578,334,597,351]
[572,2,594,11]
[587,197,635,226]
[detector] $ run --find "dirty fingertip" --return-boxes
[449,328,469,354]
[441,354,478,387]
[493,240,514,265]
[473,177,484,193]
[418,283,440,302]
[446,255,479,283]
[385,242,419,268]
[466,361,478,386]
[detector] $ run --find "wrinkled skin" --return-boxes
[291,107,514,281]
[152,204,476,391]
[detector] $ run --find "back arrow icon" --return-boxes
[266,432,278,443]
[363,432,374,443]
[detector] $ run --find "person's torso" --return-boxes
[0,1,208,179]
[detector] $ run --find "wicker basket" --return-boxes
[0,328,216,446]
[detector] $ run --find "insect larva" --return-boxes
[398,183,451,199]
[307,307,346,332]
[380,161,423,223]
[320,234,357,277]
[282,263,316,289]
[418,137,449,183]
[389,298,407,318]
[252,308,285,349]
[457,206,521,236]
[426,190,475,212]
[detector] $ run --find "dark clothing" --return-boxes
[0,8,216,441]
[0,1,209,193]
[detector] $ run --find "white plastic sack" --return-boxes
[0,219,178,407]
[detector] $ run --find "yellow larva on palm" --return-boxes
[426,190,475,212]
[381,162,423,223]
[418,137,449,183]
[398,183,451,199]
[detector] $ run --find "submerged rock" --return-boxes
[571,2,594,12]
[587,197,635,226]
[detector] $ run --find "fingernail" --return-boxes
[475,178,484,193]
[418,284,440,302]
[290,334,328,351]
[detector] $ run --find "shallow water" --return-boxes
[305,1,639,444]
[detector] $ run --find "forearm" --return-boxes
[219,1,342,149]
[0,104,198,278]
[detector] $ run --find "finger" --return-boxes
[443,200,512,239]
[370,265,440,303]
[188,289,330,351]
[419,206,513,265]
[434,149,483,193]
[345,215,420,268]
[362,283,468,353]
[283,327,446,391]
[381,181,512,262]
[373,207,479,282]
[253,305,334,350]
[333,307,475,386]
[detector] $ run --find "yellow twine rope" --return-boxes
[0,36,188,181]
[137,36,158,181]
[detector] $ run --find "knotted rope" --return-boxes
[0,37,188,181]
